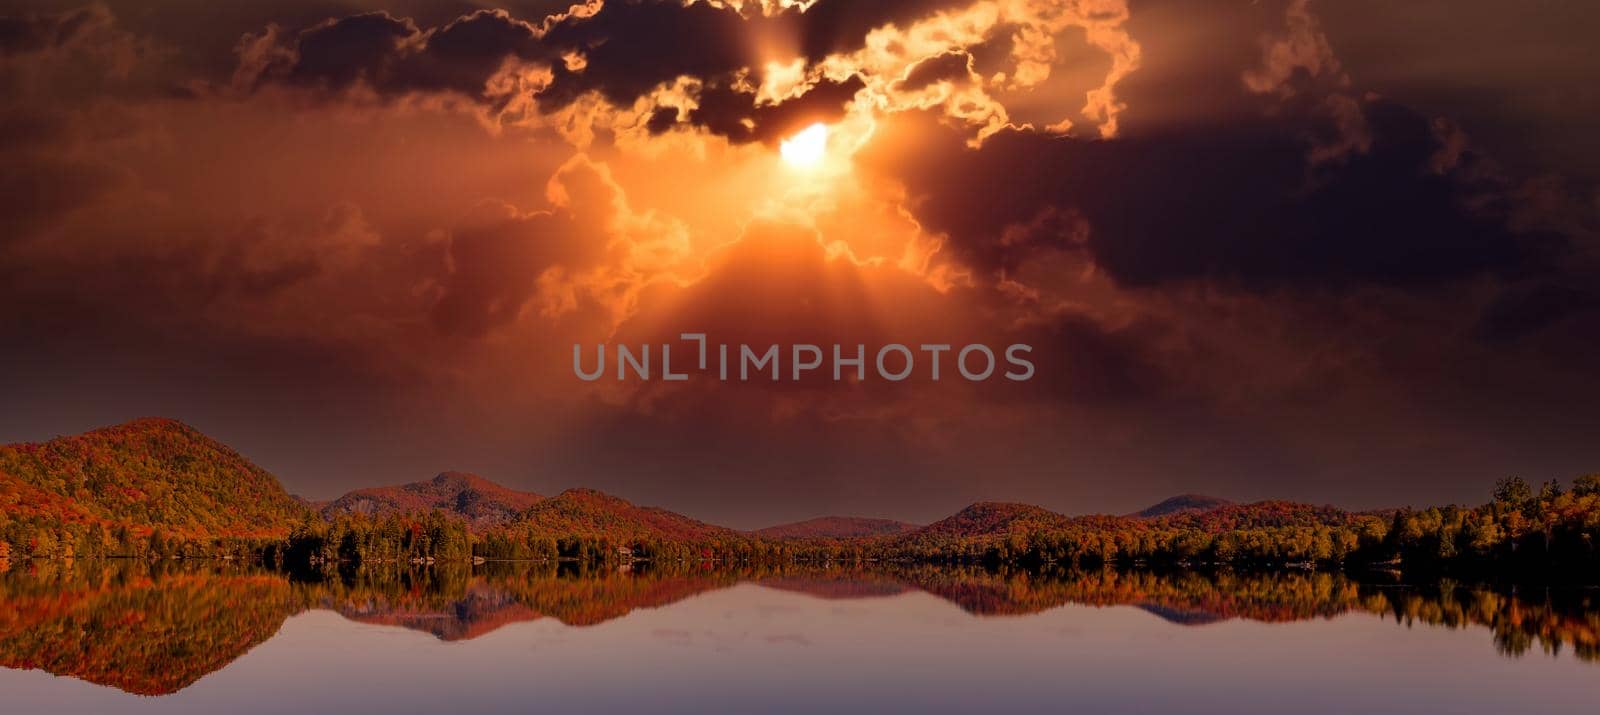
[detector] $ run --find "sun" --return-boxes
[780,122,829,168]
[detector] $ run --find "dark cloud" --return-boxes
[534,0,984,107]
[0,6,151,242]
[242,9,546,101]
[246,3,757,110]
[533,0,983,109]
[427,153,688,339]
[285,12,419,89]
[0,152,120,244]
[236,2,980,139]
[2,0,1598,522]
[403,8,543,94]
[0,3,149,99]
[1110,0,1315,132]
[894,51,973,93]
[1313,0,1600,183]
[1475,282,1600,344]
[536,0,759,111]
[0,4,109,55]
[788,0,981,62]
[431,159,619,337]
[1005,307,1174,405]
[430,202,553,338]
[680,75,865,145]
[862,99,1565,292]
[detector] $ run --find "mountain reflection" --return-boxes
[1,560,1597,696]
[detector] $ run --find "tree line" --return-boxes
[912,476,1600,577]
[5,476,1600,580]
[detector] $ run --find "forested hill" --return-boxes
[0,418,308,556]
[887,502,1075,558]
[322,472,543,532]
[501,488,742,543]
[4,420,1598,575]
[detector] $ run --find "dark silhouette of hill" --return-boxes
[1136,603,1230,625]
[755,516,921,539]
[1132,494,1233,518]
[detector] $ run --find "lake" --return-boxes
[1,561,1597,714]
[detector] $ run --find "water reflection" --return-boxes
[1,560,1596,697]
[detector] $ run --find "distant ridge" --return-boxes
[888,501,1075,554]
[910,502,1072,540]
[322,472,543,532]
[755,516,921,540]
[1132,494,1233,518]
[503,488,741,543]
[1,417,1396,565]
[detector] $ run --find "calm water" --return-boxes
[1,561,1597,714]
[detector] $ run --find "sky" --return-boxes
[1,0,1596,528]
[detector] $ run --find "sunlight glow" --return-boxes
[780,123,829,169]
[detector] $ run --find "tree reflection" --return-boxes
[1,560,1597,696]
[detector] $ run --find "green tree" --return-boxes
[1492,477,1532,507]
[1572,474,1600,497]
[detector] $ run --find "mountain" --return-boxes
[0,418,307,555]
[1132,494,1233,518]
[322,472,542,532]
[908,502,1073,540]
[887,501,1074,556]
[0,416,1388,567]
[503,488,743,544]
[755,516,921,540]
